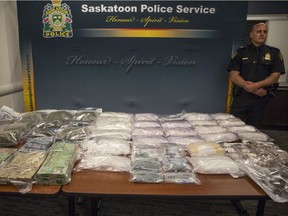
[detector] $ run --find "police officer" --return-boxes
[227,22,286,128]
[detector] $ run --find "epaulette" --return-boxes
[265,44,280,51]
[237,46,247,51]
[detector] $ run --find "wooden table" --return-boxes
[0,184,61,196]
[62,170,269,216]
[0,184,61,216]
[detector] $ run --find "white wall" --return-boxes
[0,1,24,112]
[266,19,288,86]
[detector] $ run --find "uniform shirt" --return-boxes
[227,44,285,82]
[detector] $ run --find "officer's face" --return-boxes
[250,23,268,46]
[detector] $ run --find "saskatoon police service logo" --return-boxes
[42,0,73,38]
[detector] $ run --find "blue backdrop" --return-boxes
[18,1,248,114]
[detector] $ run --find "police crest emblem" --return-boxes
[42,0,73,38]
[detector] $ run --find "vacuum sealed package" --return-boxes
[0,105,20,125]
[237,131,273,142]
[228,125,257,133]
[164,127,197,137]
[132,135,169,146]
[164,172,201,184]
[0,151,47,187]
[35,142,77,185]
[188,120,218,126]
[0,148,17,164]
[46,110,74,127]
[224,141,288,202]
[80,136,131,156]
[194,125,228,134]
[167,136,204,145]
[217,118,246,127]
[57,124,91,141]
[0,122,32,147]
[134,113,159,121]
[161,120,192,129]
[75,154,131,172]
[130,171,164,183]
[185,112,213,121]
[19,136,55,153]
[131,145,161,161]
[95,116,133,131]
[132,127,165,136]
[133,121,161,128]
[211,113,235,120]
[73,110,99,122]
[160,143,186,158]
[90,128,132,140]
[199,132,239,143]
[98,112,133,119]
[131,158,162,172]
[186,142,224,157]
[19,111,47,124]
[161,157,192,172]
[187,155,243,177]
[0,131,19,147]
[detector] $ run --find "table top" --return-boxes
[0,184,61,196]
[62,170,269,200]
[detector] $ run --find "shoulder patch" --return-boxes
[238,46,246,51]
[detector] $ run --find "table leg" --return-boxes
[256,200,266,216]
[231,200,250,216]
[91,198,100,216]
[68,196,76,216]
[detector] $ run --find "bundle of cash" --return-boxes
[36,141,77,185]
[0,151,47,183]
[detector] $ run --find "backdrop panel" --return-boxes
[18,1,248,114]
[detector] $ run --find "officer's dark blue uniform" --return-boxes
[227,43,285,127]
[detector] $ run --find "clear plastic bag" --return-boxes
[186,142,224,157]
[228,125,257,133]
[217,118,246,127]
[132,127,164,136]
[131,158,162,172]
[164,172,201,184]
[133,121,161,128]
[161,157,192,172]
[164,127,197,137]
[187,156,243,177]
[185,112,213,121]
[211,113,235,120]
[75,155,131,172]
[132,135,169,146]
[19,136,55,152]
[80,137,131,156]
[238,131,273,142]
[188,120,218,126]
[167,136,205,145]
[131,145,160,160]
[129,171,164,183]
[134,113,159,121]
[200,132,238,143]
[223,141,288,202]
[160,143,187,158]
[161,120,192,128]
[194,125,228,134]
